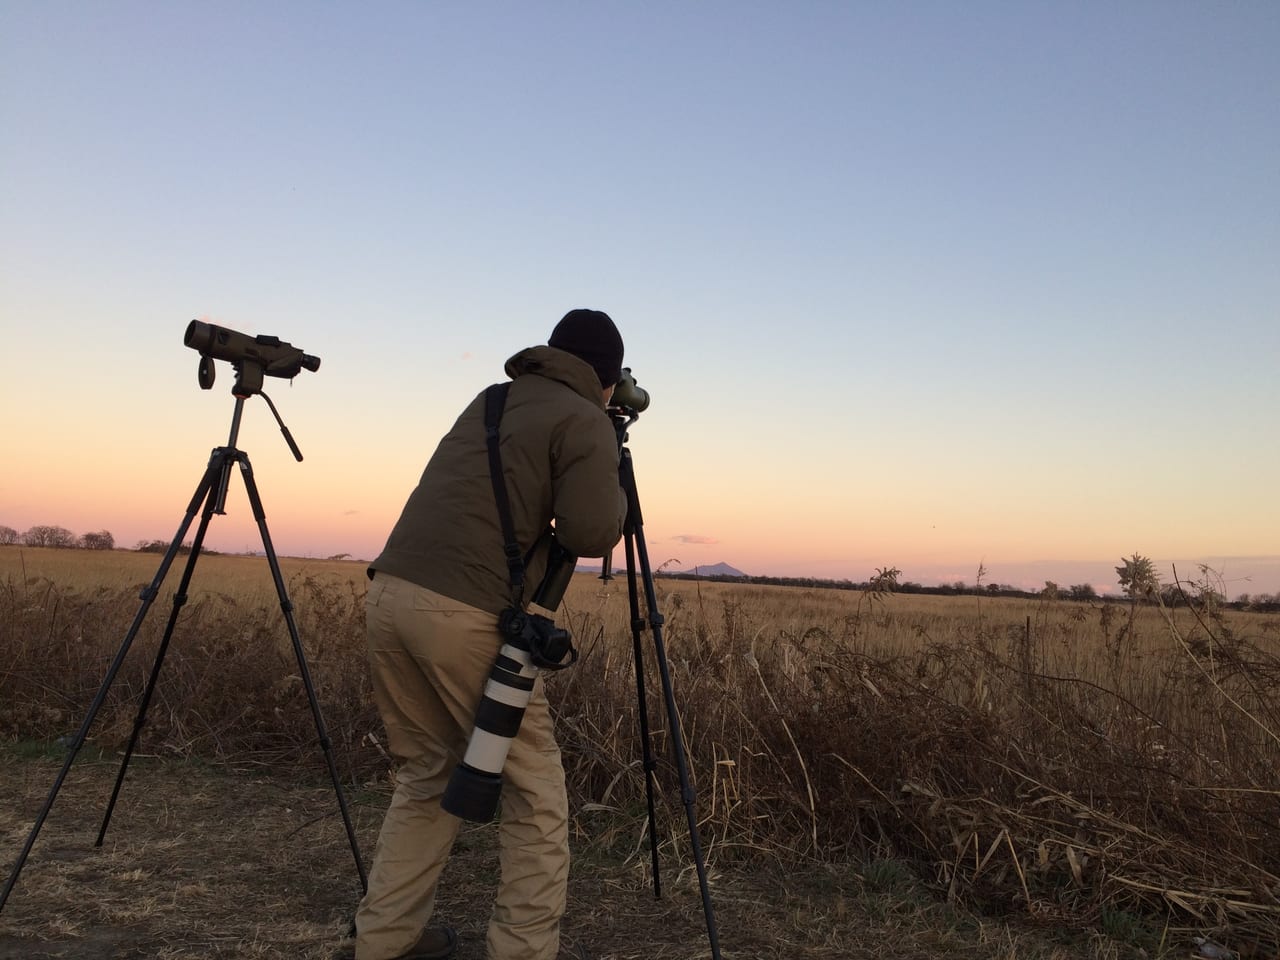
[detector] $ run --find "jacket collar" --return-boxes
[504,345,604,407]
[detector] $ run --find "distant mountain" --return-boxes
[574,559,748,579]
[670,561,748,578]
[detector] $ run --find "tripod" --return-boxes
[606,409,722,960]
[0,392,367,914]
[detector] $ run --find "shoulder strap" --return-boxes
[483,383,524,607]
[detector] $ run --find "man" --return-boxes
[351,309,627,960]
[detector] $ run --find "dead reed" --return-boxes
[3,548,1278,953]
[545,576,1280,954]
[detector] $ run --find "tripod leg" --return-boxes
[237,453,368,891]
[623,529,663,898]
[1,455,223,914]
[97,469,226,846]
[619,448,722,959]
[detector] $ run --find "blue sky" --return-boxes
[3,2,1278,596]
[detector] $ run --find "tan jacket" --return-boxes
[371,346,626,616]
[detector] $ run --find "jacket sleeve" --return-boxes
[550,406,627,557]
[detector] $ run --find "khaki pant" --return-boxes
[355,573,569,960]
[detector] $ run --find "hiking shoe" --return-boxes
[331,926,457,960]
[395,927,457,959]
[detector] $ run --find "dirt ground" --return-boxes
[1,748,1127,960]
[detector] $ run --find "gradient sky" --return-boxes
[3,2,1278,597]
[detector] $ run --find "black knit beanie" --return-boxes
[548,308,624,387]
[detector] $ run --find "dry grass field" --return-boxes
[2,545,1279,958]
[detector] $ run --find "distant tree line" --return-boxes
[657,553,1280,613]
[0,524,116,550]
[133,539,220,556]
[656,570,1090,601]
[0,524,221,557]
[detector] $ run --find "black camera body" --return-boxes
[498,607,577,670]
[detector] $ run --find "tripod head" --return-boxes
[607,407,638,449]
[600,370,650,582]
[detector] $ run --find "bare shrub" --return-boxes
[79,530,115,550]
[20,525,76,548]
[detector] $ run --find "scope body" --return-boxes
[185,320,320,378]
[611,367,648,411]
[184,320,320,397]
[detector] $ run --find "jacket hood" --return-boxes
[504,345,605,407]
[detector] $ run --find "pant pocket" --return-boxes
[365,575,387,607]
